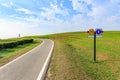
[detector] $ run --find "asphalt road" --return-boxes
[0,39,54,80]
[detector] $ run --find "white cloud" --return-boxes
[53,0,57,4]
[70,0,120,29]
[88,6,106,19]
[60,1,63,7]
[0,19,42,39]
[71,0,90,13]
[16,8,37,15]
[70,0,120,20]
[10,1,13,5]
[40,2,69,20]
[1,1,13,8]
[69,0,120,30]
[40,7,55,20]
[107,16,120,22]
[50,2,69,16]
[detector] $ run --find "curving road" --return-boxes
[0,39,54,80]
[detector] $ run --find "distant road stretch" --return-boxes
[0,39,54,80]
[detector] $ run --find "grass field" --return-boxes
[0,38,41,66]
[44,31,120,80]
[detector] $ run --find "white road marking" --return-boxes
[0,40,45,70]
[37,40,54,80]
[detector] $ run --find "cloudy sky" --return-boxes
[0,0,120,38]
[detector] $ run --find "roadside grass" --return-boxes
[45,31,120,80]
[0,39,41,66]
[47,40,79,80]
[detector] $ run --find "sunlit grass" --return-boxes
[46,31,120,80]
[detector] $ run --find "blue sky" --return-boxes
[0,0,120,38]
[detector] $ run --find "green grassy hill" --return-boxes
[0,31,120,80]
[44,31,120,80]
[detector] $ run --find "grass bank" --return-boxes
[0,38,41,66]
[45,31,120,80]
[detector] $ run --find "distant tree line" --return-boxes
[0,39,33,50]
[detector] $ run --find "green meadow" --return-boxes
[45,31,120,80]
[0,31,120,80]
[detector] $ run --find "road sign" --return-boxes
[88,29,103,38]
[88,29,95,35]
[96,29,103,35]
[87,28,103,62]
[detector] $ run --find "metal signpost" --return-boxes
[88,29,103,62]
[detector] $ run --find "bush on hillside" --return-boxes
[0,39,34,50]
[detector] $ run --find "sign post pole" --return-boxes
[88,28,103,62]
[94,32,96,62]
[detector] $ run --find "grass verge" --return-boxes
[0,39,41,67]
[45,31,120,80]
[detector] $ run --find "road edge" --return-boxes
[0,40,45,70]
[36,40,54,80]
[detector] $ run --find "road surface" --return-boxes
[0,39,54,80]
